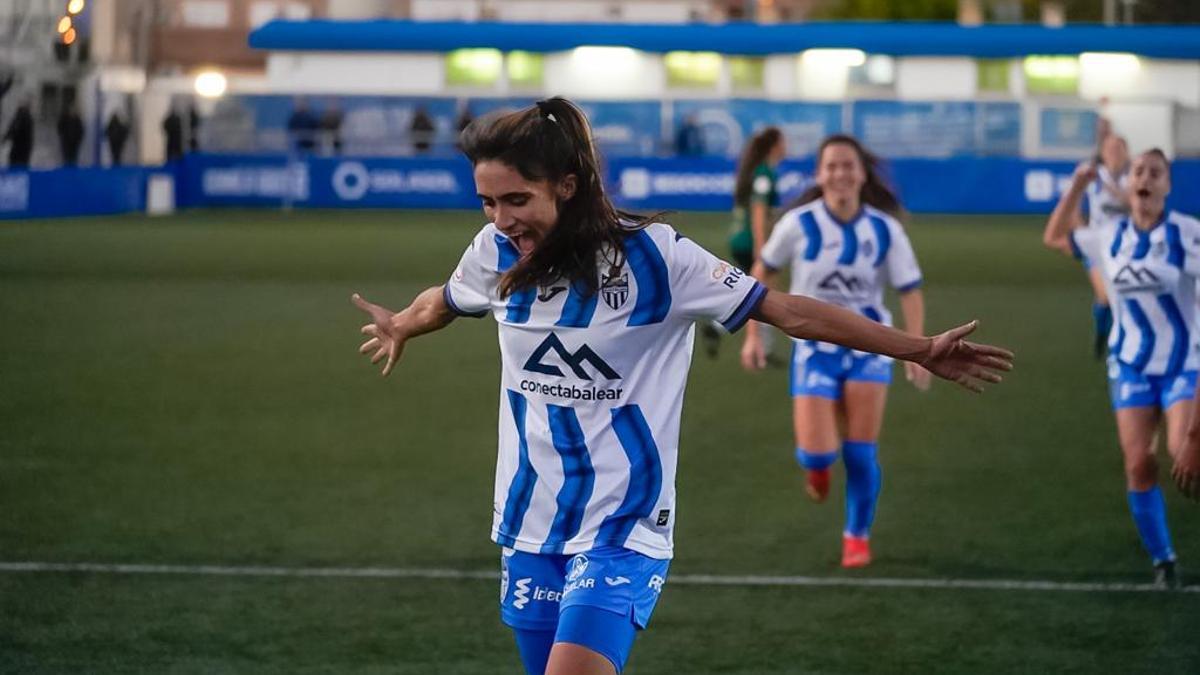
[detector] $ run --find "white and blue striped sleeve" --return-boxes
[443,225,498,318]
[759,209,802,272]
[668,229,766,333]
[1069,226,1103,265]
[883,220,923,293]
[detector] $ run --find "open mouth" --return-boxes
[1136,188,1152,198]
[507,231,537,257]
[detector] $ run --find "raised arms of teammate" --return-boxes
[352,288,455,377]
[1043,162,1097,256]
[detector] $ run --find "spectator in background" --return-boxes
[188,103,200,152]
[287,98,320,154]
[675,114,704,156]
[321,99,343,155]
[411,105,434,154]
[105,110,131,166]
[163,104,184,162]
[57,101,84,166]
[3,101,34,168]
[454,103,473,150]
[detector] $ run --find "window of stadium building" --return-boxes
[665,51,722,89]
[729,56,766,92]
[446,48,503,87]
[506,51,544,88]
[977,59,1011,94]
[1023,55,1080,96]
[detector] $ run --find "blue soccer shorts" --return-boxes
[1107,357,1198,410]
[790,341,893,400]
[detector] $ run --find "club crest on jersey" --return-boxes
[861,239,875,259]
[601,269,629,310]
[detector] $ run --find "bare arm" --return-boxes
[1043,163,1095,256]
[750,202,769,262]
[353,285,457,376]
[751,290,1012,392]
[898,289,931,390]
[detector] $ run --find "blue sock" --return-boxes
[513,627,556,675]
[843,441,881,538]
[1127,487,1176,564]
[796,448,837,471]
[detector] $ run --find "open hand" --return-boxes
[741,333,767,371]
[919,321,1013,393]
[352,293,405,377]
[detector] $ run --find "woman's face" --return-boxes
[768,137,787,166]
[1100,135,1129,172]
[1127,152,1171,216]
[816,142,866,205]
[474,160,576,259]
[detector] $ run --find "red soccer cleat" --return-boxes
[805,468,830,503]
[841,534,871,568]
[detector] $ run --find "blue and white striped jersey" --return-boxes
[1082,166,1130,231]
[759,200,923,353]
[1072,211,1200,376]
[444,222,766,560]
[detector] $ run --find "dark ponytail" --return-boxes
[459,96,645,298]
[733,127,783,208]
[793,134,903,218]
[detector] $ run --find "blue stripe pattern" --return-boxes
[494,233,536,324]
[542,405,596,553]
[1158,294,1189,375]
[597,405,663,546]
[625,230,672,326]
[556,280,599,328]
[1132,230,1151,260]
[1165,223,1184,269]
[497,390,539,547]
[838,222,859,265]
[868,215,891,267]
[721,282,767,333]
[1113,321,1127,359]
[800,210,822,261]
[1125,298,1156,372]
[862,306,883,323]
[1110,220,1129,258]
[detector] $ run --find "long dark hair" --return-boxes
[793,134,903,218]
[733,127,783,208]
[459,97,643,298]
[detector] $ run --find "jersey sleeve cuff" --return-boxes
[443,284,489,318]
[720,281,768,333]
[895,278,923,293]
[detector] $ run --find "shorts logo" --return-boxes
[601,270,629,310]
[567,554,590,583]
[604,576,631,587]
[656,509,670,527]
[512,577,533,609]
[648,575,665,594]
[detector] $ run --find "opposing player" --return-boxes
[741,134,929,568]
[353,98,1012,674]
[1046,133,1131,357]
[1043,148,1199,588]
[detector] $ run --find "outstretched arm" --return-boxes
[352,286,457,377]
[1043,163,1095,256]
[751,290,1012,392]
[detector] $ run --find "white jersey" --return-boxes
[1071,211,1200,375]
[445,222,766,560]
[759,200,922,353]
[1083,166,1130,231]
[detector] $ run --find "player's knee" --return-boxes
[1122,452,1158,488]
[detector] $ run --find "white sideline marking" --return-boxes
[1,561,1195,594]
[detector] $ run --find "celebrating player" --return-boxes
[741,134,929,569]
[354,98,1012,675]
[1044,148,1200,588]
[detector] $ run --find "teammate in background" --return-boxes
[740,134,929,569]
[353,99,1011,675]
[1046,134,1131,358]
[704,128,787,359]
[1043,148,1200,589]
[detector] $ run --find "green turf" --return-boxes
[1,209,1197,673]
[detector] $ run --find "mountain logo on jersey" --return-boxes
[524,333,621,380]
[601,269,629,310]
[1113,265,1161,291]
[817,271,867,295]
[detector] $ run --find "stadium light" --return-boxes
[57,16,72,34]
[1079,52,1140,76]
[567,47,643,91]
[194,70,228,98]
[66,0,85,15]
[1024,55,1079,79]
[801,49,867,68]
[62,27,77,45]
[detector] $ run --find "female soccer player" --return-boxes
[1043,148,1199,588]
[740,134,929,569]
[353,98,1012,674]
[1046,133,1130,357]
